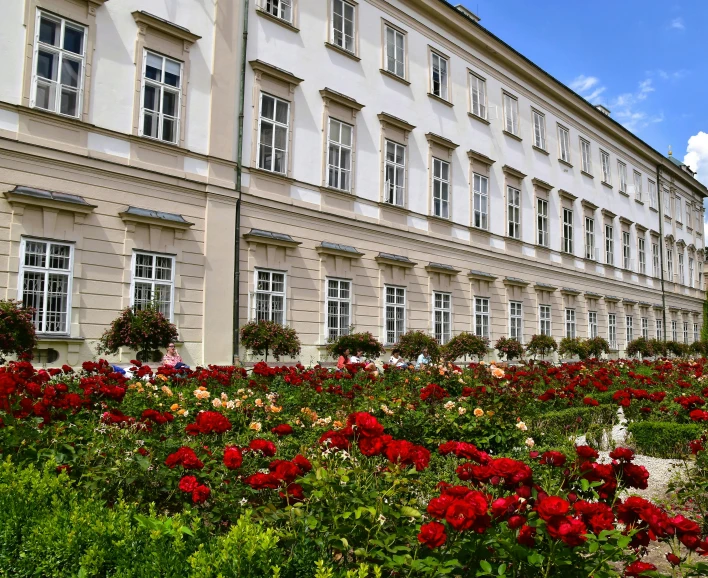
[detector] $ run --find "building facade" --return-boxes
[0,0,706,366]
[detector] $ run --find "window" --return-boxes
[430,52,448,100]
[328,118,352,191]
[258,93,289,173]
[475,297,490,339]
[675,196,682,222]
[580,138,592,174]
[470,74,487,119]
[648,180,657,209]
[565,308,576,339]
[684,322,689,344]
[132,252,175,320]
[473,174,489,229]
[558,125,570,163]
[532,110,546,149]
[539,305,551,336]
[263,0,292,23]
[385,26,405,78]
[608,314,617,349]
[19,238,73,334]
[588,311,598,339]
[32,11,86,118]
[585,217,595,260]
[664,188,672,217]
[678,253,685,284]
[507,186,521,239]
[326,279,351,340]
[638,238,646,275]
[656,318,663,341]
[633,171,643,202]
[667,247,674,280]
[385,286,405,344]
[694,323,699,343]
[432,158,450,218]
[254,270,285,324]
[689,257,695,288]
[537,198,549,247]
[626,316,633,344]
[140,52,182,144]
[605,225,614,266]
[384,140,406,206]
[618,161,627,194]
[433,292,452,344]
[509,301,522,341]
[601,150,611,184]
[672,320,677,342]
[562,208,573,254]
[652,242,660,277]
[332,0,355,53]
[687,204,692,228]
[502,93,519,135]
[642,317,649,340]
[622,231,631,270]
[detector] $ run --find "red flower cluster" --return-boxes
[141,409,174,425]
[420,383,450,402]
[427,485,490,534]
[536,496,588,547]
[270,424,294,436]
[248,438,277,457]
[178,475,211,504]
[223,446,243,469]
[185,411,232,435]
[165,446,204,470]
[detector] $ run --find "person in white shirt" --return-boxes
[388,349,407,368]
[349,350,364,363]
[415,347,431,370]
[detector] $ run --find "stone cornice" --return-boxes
[132,11,201,44]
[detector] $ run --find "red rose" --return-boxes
[249,439,277,457]
[417,521,447,548]
[270,424,294,436]
[445,499,477,532]
[279,483,305,502]
[185,411,232,435]
[223,446,243,470]
[573,501,614,534]
[536,496,570,521]
[244,473,281,490]
[575,445,599,460]
[427,494,454,519]
[192,484,211,504]
[319,430,351,451]
[165,447,204,470]
[624,561,657,577]
[347,412,385,438]
[666,553,680,566]
[539,451,566,467]
[179,475,199,493]
[508,515,526,529]
[546,515,588,547]
[269,460,301,484]
[517,524,536,547]
[609,447,634,461]
[292,454,312,473]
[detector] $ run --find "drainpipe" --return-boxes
[233,0,249,363]
[657,164,668,339]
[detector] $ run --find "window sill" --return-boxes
[378,201,409,214]
[468,225,491,234]
[649,206,659,213]
[137,133,182,149]
[324,41,360,61]
[468,112,490,125]
[427,92,453,107]
[502,130,522,142]
[532,145,549,156]
[248,166,295,185]
[255,7,300,32]
[635,199,645,206]
[428,214,452,224]
[601,181,613,189]
[379,68,411,86]
[320,185,355,200]
[558,158,573,168]
[580,170,594,179]
[36,335,85,343]
[619,191,630,198]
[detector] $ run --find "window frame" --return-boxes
[262,0,293,24]
[641,317,649,340]
[648,179,657,209]
[656,318,663,341]
[383,24,406,79]
[684,321,689,344]
[562,208,574,254]
[580,138,592,174]
[565,308,576,339]
[532,109,546,150]
[608,313,617,349]
[626,315,633,344]
[384,139,406,206]
[539,304,551,336]
[605,224,614,266]
[689,257,694,288]
[558,124,571,163]
[585,216,595,260]
[432,157,450,219]
[384,285,406,345]
[537,197,549,247]
[257,92,290,174]
[469,72,487,119]
[633,171,643,202]
[472,173,489,230]
[502,92,519,135]
[430,49,449,101]
[618,161,627,194]
[638,237,646,275]
[253,268,287,324]
[600,150,611,184]
[327,117,353,192]
[509,301,523,342]
[325,277,352,341]
[433,291,452,345]
[588,311,598,339]
[331,0,356,54]
[622,231,631,270]
[474,297,490,340]
[678,252,685,284]
[507,186,521,239]
[652,242,660,277]
[130,251,176,322]
[139,50,183,144]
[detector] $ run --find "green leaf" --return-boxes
[581,478,590,491]
[400,506,421,518]
[588,540,599,553]
[480,560,492,574]
[498,563,507,575]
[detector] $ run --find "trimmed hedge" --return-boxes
[530,404,617,447]
[627,422,704,458]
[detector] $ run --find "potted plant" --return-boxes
[97,305,178,362]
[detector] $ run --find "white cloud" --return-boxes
[683,131,708,187]
[670,17,685,30]
[569,75,600,94]
[655,69,689,81]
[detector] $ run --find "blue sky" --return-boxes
[458,0,708,224]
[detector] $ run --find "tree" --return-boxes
[325,332,385,360]
[97,306,178,362]
[0,300,37,363]
[558,337,589,360]
[585,337,611,359]
[494,337,524,361]
[626,337,653,359]
[240,320,301,362]
[441,332,489,362]
[396,330,440,362]
[525,334,557,360]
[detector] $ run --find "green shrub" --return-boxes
[558,337,588,359]
[690,341,708,357]
[441,332,489,362]
[240,320,301,362]
[0,300,36,363]
[494,336,523,361]
[97,305,178,361]
[626,337,652,358]
[530,405,617,447]
[324,331,385,360]
[666,340,689,357]
[628,422,704,458]
[585,336,611,358]
[395,330,440,362]
[524,334,557,359]
[648,339,668,357]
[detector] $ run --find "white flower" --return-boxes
[221,392,229,401]
[239,498,248,505]
[211,398,222,408]
[444,401,455,410]
[458,407,467,415]
[516,421,527,431]
[525,437,535,447]
[225,400,236,410]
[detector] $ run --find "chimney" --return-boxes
[455,4,481,22]
[595,105,611,116]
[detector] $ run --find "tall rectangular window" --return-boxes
[141,52,182,144]
[263,0,292,22]
[430,52,448,100]
[254,269,286,324]
[432,158,450,218]
[626,316,633,344]
[652,242,659,277]
[638,238,646,275]
[601,150,611,184]
[132,252,175,320]
[470,74,487,118]
[326,279,351,340]
[509,301,523,341]
[258,93,289,173]
[19,238,73,334]
[684,322,689,344]
[609,314,617,349]
[565,308,576,338]
[664,189,672,217]
[618,161,627,194]
[385,26,405,78]
[694,323,699,343]
[473,174,489,230]
[507,186,521,239]
[332,0,355,53]
[384,140,405,206]
[642,317,649,339]
[562,208,573,254]
[539,305,551,336]
[676,196,682,222]
[384,286,406,344]
[558,125,570,163]
[622,231,631,269]
[580,138,592,174]
[537,198,549,247]
[32,11,86,118]
[585,217,595,260]
[678,253,684,285]
[328,118,352,191]
[689,257,695,288]
[648,180,657,209]
[667,247,674,280]
[656,318,663,341]
[475,297,490,339]
[686,204,692,228]
[532,110,546,150]
[503,93,519,135]
[588,311,598,338]
[433,292,451,344]
[633,171,643,202]
[672,320,677,341]
[605,225,614,266]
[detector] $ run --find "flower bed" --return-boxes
[1,358,707,577]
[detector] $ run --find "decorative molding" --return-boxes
[560,287,581,295]
[467,149,495,165]
[468,270,497,281]
[501,165,527,179]
[377,112,416,134]
[502,129,522,142]
[4,187,96,215]
[425,132,459,149]
[619,217,633,226]
[375,252,416,268]
[531,178,553,191]
[243,228,302,248]
[425,262,460,275]
[534,282,557,291]
[558,189,577,202]
[249,60,304,87]
[601,208,617,219]
[503,276,529,287]
[132,11,202,45]
[581,199,598,211]
[319,88,365,111]
[316,242,363,258]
